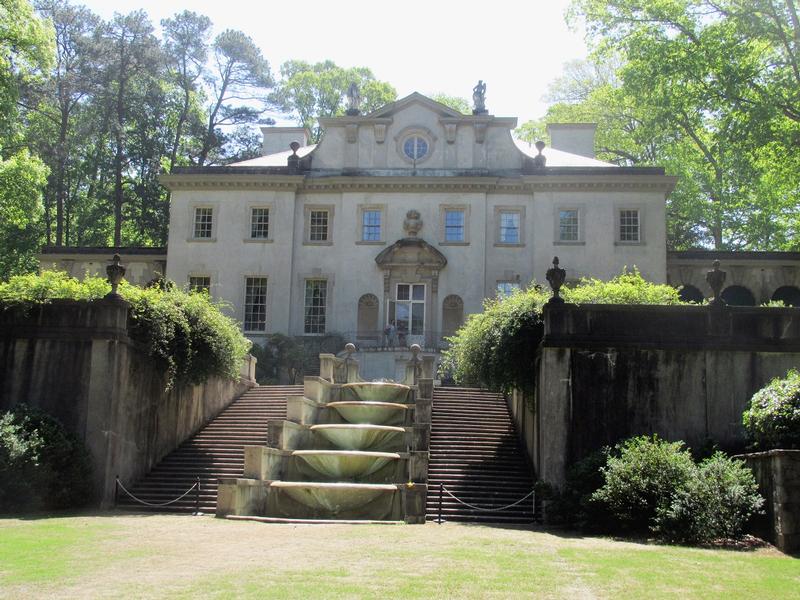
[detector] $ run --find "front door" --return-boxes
[388,283,425,347]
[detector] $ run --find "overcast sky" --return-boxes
[78,0,588,125]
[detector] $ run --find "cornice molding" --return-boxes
[160,173,304,191]
[161,173,677,194]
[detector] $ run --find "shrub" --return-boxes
[545,447,614,529]
[0,405,94,512]
[654,452,763,543]
[591,435,695,534]
[742,370,800,450]
[0,271,251,389]
[440,269,685,393]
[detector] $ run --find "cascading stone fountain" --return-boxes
[216,351,431,523]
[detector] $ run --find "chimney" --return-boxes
[260,126,310,156]
[546,123,597,158]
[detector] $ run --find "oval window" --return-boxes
[403,135,429,161]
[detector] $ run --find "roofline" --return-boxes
[669,250,800,261]
[41,246,167,256]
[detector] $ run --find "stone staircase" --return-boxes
[116,385,302,513]
[117,384,536,522]
[426,387,536,523]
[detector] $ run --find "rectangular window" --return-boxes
[499,211,520,244]
[304,279,327,334]
[362,210,381,241]
[189,276,210,293]
[244,277,268,332]
[309,210,329,242]
[250,208,270,239]
[193,207,213,239]
[559,209,579,242]
[444,209,465,242]
[497,282,521,297]
[619,209,640,242]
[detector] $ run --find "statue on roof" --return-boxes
[472,80,487,115]
[345,82,361,116]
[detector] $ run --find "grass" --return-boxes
[0,513,797,599]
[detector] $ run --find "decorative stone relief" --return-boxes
[474,123,487,144]
[403,210,423,237]
[346,123,358,143]
[374,123,387,144]
[443,122,457,144]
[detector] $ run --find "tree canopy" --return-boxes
[518,0,800,251]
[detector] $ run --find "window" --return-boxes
[250,208,270,239]
[193,207,213,239]
[244,277,267,332]
[619,209,640,242]
[388,283,425,336]
[402,135,429,161]
[499,211,520,244]
[304,207,334,244]
[304,279,327,334]
[497,281,521,297]
[444,209,465,242]
[559,209,579,242]
[362,210,381,241]
[189,276,210,293]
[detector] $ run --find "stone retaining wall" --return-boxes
[0,299,255,506]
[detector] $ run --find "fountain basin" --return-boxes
[327,401,409,425]
[311,424,405,450]
[293,450,401,479]
[340,382,411,403]
[271,481,396,513]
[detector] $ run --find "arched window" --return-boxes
[720,285,756,307]
[442,295,464,338]
[357,294,379,341]
[771,286,800,307]
[678,284,704,303]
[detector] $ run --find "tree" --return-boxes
[28,0,99,246]
[161,10,211,171]
[198,29,273,166]
[0,0,52,279]
[272,60,397,142]
[96,10,162,246]
[567,0,800,250]
[430,93,471,114]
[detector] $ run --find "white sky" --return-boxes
[78,0,588,125]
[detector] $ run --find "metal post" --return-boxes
[195,477,200,515]
[438,483,443,524]
[114,475,119,508]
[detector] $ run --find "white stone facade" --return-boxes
[160,93,676,348]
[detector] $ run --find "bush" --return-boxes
[655,452,764,543]
[440,269,685,393]
[0,405,94,512]
[0,271,251,389]
[591,435,695,534]
[572,436,763,543]
[742,370,800,450]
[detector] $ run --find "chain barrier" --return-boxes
[437,483,536,523]
[115,476,201,512]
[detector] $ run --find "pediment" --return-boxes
[366,92,465,119]
[375,237,447,270]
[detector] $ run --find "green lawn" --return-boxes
[0,514,797,599]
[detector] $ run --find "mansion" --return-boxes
[40,92,800,376]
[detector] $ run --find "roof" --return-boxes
[514,140,614,167]
[227,144,317,167]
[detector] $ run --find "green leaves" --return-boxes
[743,369,800,450]
[272,60,397,142]
[0,271,252,390]
[441,270,683,393]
